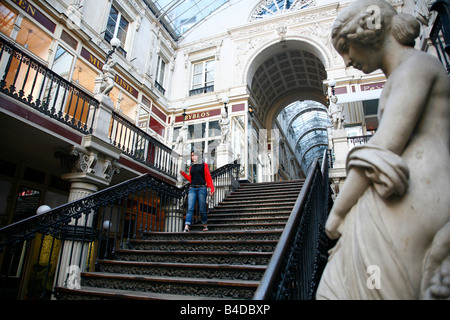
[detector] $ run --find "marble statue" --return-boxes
[328,95,345,130]
[174,123,188,153]
[219,110,230,144]
[94,56,116,96]
[316,0,450,300]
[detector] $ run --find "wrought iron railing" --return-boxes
[347,134,372,148]
[0,162,240,299]
[110,111,178,179]
[189,85,214,96]
[0,37,98,135]
[430,0,450,74]
[253,150,331,300]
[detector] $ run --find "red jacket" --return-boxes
[180,163,214,193]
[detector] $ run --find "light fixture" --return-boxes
[36,205,51,215]
[182,103,188,123]
[248,104,254,118]
[329,77,336,96]
[105,37,121,63]
[222,97,229,114]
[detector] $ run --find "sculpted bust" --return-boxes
[316,0,450,300]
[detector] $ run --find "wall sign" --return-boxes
[80,47,139,99]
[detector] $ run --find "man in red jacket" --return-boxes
[180,151,214,232]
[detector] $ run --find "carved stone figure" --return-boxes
[174,123,188,153]
[328,95,345,130]
[219,110,230,144]
[316,0,450,300]
[94,56,116,96]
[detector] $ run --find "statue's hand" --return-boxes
[325,209,344,240]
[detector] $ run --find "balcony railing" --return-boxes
[430,0,450,74]
[189,85,214,96]
[0,37,98,135]
[110,111,178,179]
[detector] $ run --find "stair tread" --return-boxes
[117,249,273,256]
[82,272,261,286]
[55,286,228,300]
[131,239,278,244]
[97,259,267,270]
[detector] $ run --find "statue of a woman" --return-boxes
[317,0,450,300]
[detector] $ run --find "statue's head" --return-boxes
[331,0,420,70]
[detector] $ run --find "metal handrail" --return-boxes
[253,150,330,300]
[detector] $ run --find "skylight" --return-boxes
[144,0,230,40]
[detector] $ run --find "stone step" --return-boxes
[129,239,278,252]
[96,259,267,281]
[79,272,260,299]
[194,222,286,231]
[207,211,291,220]
[141,229,284,241]
[55,285,228,300]
[115,249,273,266]
[214,200,297,209]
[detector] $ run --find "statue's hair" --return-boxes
[331,0,420,50]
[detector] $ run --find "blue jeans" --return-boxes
[185,186,208,226]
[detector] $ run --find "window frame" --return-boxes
[104,4,129,57]
[190,59,215,96]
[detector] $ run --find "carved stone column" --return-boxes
[53,94,121,290]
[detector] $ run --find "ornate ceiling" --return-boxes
[250,49,327,118]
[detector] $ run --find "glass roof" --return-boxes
[250,0,316,21]
[278,100,330,174]
[143,0,230,40]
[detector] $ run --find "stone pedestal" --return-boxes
[331,129,348,169]
[329,129,349,199]
[216,142,233,168]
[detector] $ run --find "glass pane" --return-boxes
[14,186,41,222]
[208,120,220,137]
[119,16,129,31]
[73,58,98,93]
[52,45,74,80]
[0,4,17,37]
[193,63,203,74]
[138,108,149,129]
[15,18,53,61]
[118,92,136,120]
[109,6,119,22]
[116,28,127,45]
[188,123,206,139]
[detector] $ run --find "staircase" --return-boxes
[55,180,304,300]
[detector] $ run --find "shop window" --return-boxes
[52,45,74,80]
[114,90,136,121]
[208,120,220,137]
[104,5,129,57]
[0,3,17,37]
[14,186,41,222]
[15,18,52,61]
[72,58,98,93]
[138,107,150,129]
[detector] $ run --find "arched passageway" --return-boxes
[245,40,331,176]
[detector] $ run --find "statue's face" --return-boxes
[335,37,381,74]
